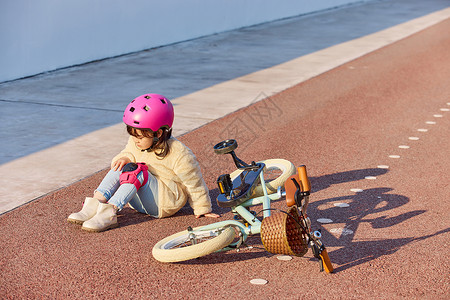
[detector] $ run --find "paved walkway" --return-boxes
[1,14,449,298]
[0,0,449,214]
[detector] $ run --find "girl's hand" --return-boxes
[111,157,131,171]
[195,213,221,219]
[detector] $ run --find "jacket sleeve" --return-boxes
[172,149,212,216]
[111,136,137,167]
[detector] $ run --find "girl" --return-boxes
[68,93,220,232]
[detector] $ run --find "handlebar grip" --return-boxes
[298,165,311,192]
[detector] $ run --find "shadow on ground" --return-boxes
[161,167,432,273]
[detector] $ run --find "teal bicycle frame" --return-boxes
[153,139,333,272]
[196,171,284,249]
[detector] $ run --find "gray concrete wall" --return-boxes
[0,0,363,82]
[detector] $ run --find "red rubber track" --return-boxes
[1,20,449,299]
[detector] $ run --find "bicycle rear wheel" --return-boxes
[152,226,236,262]
[230,159,295,196]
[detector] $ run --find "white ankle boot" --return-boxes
[81,202,118,232]
[67,197,99,225]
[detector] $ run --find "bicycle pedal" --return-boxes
[217,174,232,195]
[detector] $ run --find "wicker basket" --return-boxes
[260,207,308,257]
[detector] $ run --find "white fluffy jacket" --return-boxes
[112,136,212,218]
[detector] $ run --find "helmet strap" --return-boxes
[140,134,161,152]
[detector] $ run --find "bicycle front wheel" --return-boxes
[152,226,236,262]
[230,159,296,197]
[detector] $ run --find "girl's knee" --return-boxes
[120,163,149,190]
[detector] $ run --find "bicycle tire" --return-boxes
[152,226,236,263]
[229,159,296,196]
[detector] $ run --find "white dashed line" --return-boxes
[250,279,268,285]
[334,203,350,208]
[317,218,333,224]
[339,98,446,226]
[277,255,293,261]
[330,228,354,236]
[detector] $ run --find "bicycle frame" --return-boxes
[153,139,333,272]
[196,170,283,248]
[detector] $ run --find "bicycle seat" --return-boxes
[285,165,311,210]
[217,163,265,208]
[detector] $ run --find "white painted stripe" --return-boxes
[334,203,350,208]
[330,228,354,236]
[250,279,268,285]
[317,218,333,224]
[277,255,293,261]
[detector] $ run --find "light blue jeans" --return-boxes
[96,168,159,217]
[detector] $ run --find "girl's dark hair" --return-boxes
[126,125,172,158]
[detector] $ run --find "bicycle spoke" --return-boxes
[166,232,219,249]
[178,237,215,248]
[264,167,283,182]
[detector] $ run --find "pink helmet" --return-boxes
[123,94,174,132]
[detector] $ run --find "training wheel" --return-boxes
[214,139,238,155]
